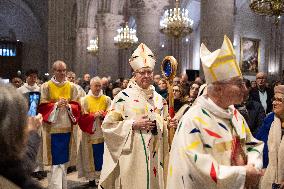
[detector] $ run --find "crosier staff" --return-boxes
[161,56,178,146]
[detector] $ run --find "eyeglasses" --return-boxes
[56,69,66,73]
[136,70,153,76]
[272,97,284,103]
[173,89,180,92]
[256,77,266,80]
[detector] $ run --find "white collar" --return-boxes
[23,83,39,91]
[197,95,234,119]
[51,76,67,86]
[88,90,103,97]
[128,79,155,99]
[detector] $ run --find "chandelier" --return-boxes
[160,0,194,38]
[87,37,99,55]
[114,22,138,49]
[250,0,284,24]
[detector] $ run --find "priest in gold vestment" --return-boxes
[77,77,111,186]
[38,60,80,189]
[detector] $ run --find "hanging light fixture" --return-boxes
[114,22,138,49]
[250,0,284,25]
[160,0,194,38]
[114,0,138,49]
[87,37,99,55]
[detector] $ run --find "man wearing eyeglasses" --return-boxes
[38,60,80,189]
[250,72,274,114]
[99,43,177,189]
[260,85,284,189]
[167,36,264,189]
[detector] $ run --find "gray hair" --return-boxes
[0,83,28,160]
[52,60,66,71]
[207,77,240,96]
[90,76,101,85]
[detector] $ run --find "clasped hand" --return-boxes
[94,110,105,118]
[57,98,68,108]
[132,115,156,131]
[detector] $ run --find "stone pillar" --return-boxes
[200,0,234,51]
[279,21,283,79]
[118,48,133,79]
[48,0,76,71]
[131,0,169,74]
[74,27,98,77]
[96,13,123,79]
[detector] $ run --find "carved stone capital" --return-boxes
[96,13,124,31]
[131,0,169,14]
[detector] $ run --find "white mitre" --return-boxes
[129,43,156,71]
[200,35,242,84]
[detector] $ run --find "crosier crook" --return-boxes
[161,56,178,147]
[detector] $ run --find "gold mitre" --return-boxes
[200,35,242,84]
[129,43,156,71]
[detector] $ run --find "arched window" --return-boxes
[0,41,17,57]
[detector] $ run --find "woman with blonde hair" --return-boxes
[158,78,168,99]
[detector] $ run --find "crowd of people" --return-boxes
[1,36,284,189]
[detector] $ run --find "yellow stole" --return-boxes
[86,95,107,113]
[48,81,72,101]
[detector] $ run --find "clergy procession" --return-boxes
[2,35,284,189]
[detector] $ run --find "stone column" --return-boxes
[280,19,284,81]
[74,27,98,77]
[118,48,133,79]
[96,13,123,79]
[131,0,169,74]
[200,0,234,51]
[48,0,76,71]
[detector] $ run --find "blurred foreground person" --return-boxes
[167,36,264,189]
[0,83,42,189]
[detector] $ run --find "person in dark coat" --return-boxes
[249,72,273,114]
[235,79,266,136]
[0,83,42,189]
[79,73,91,93]
[172,85,184,113]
